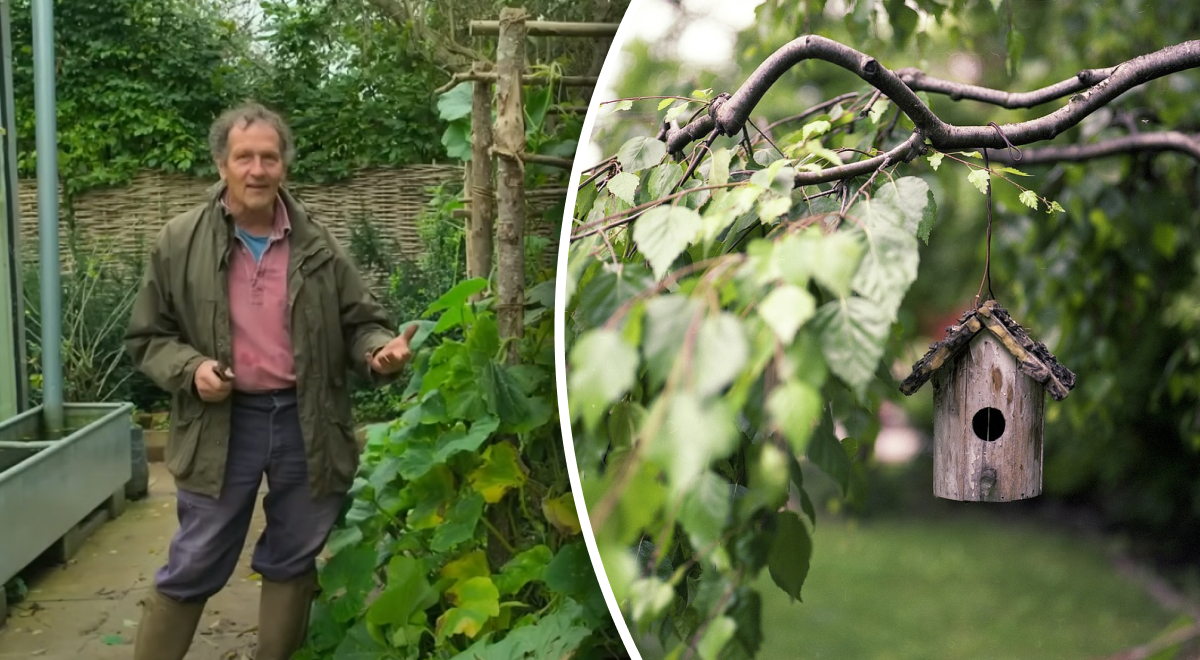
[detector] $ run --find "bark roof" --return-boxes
[899,299,1077,401]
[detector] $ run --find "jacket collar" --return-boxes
[205,180,326,264]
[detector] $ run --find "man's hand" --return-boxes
[194,359,234,402]
[368,324,419,375]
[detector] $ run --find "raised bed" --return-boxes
[0,403,134,603]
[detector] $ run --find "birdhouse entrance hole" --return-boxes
[972,407,1006,441]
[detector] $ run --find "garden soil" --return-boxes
[0,463,264,659]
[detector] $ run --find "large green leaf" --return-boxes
[406,466,457,530]
[395,439,436,480]
[707,147,733,187]
[767,510,813,602]
[607,171,640,205]
[811,230,867,298]
[614,460,666,545]
[436,82,473,121]
[647,393,738,494]
[441,552,490,583]
[849,195,922,321]
[432,417,500,463]
[850,220,920,321]
[694,312,749,398]
[332,619,392,660]
[466,314,501,360]
[632,205,703,279]
[643,162,684,202]
[617,135,668,172]
[767,380,823,455]
[523,85,552,131]
[438,576,505,642]
[493,544,553,595]
[874,175,937,242]
[759,284,816,344]
[437,607,490,640]
[482,362,547,431]
[425,278,489,315]
[749,159,795,197]
[543,542,598,598]
[573,264,654,330]
[425,278,488,332]
[430,491,485,552]
[319,544,376,623]
[366,556,438,626]
[568,329,639,429]
[324,526,363,557]
[441,122,471,161]
[678,471,733,552]
[642,294,699,388]
[628,577,676,630]
[727,587,764,657]
[468,442,526,504]
[448,576,501,617]
[446,600,592,660]
[811,298,890,397]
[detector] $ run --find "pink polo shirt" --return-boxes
[224,193,297,392]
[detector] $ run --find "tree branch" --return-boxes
[578,37,1200,244]
[894,66,1115,109]
[792,130,926,186]
[987,131,1200,164]
[362,0,483,66]
[664,36,1200,173]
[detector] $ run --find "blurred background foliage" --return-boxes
[593,0,1200,565]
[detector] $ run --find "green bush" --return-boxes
[346,184,467,422]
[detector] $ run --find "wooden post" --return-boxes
[467,61,494,286]
[588,0,614,77]
[469,19,619,37]
[931,332,1045,502]
[494,8,526,365]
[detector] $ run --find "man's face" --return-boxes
[217,121,285,216]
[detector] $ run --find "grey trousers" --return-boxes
[154,389,344,602]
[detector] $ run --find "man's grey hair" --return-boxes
[208,102,296,166]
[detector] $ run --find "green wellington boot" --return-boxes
[255,571,318,660]
[133,589,205,660]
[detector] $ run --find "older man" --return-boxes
[125,102,414,659]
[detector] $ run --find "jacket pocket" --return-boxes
[327,420,361,492]
[166,397,205,479]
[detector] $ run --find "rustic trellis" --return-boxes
[455,9,618,363]
[13,167,463,267]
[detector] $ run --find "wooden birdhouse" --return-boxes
[899,300,1076,502]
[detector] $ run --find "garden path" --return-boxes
[0,463,263,659]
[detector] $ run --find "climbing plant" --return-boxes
[297,278,624,659]
[564,0,1200,656]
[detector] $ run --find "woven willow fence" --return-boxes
[13,166,562,270]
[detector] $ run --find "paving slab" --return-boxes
[0,463,268,659]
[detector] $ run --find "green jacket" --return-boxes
[125,182,395,498]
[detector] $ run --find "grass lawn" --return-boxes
[639,510,1179,659]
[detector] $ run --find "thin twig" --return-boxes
[571,182,742,240]
[756,91,861,140]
